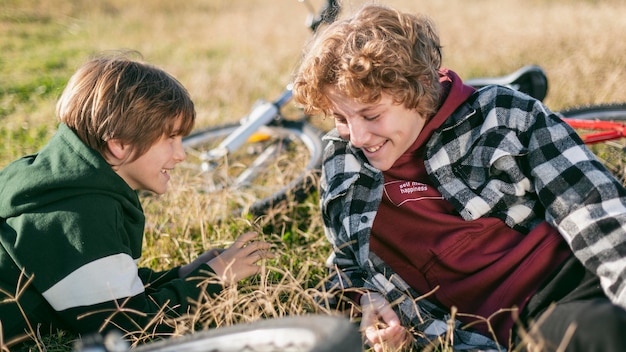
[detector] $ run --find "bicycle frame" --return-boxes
[562,118,626,144]
[200,89,292,163]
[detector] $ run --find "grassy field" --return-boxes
[2,0,626,351]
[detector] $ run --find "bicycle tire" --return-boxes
[179,119,324,217]
[132,315,362,352]
[559,103,626,122]
[558,103,626,181]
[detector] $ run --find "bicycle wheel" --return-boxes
[132,315,362,352]
[178,119,325,217]
[558,103,626,182]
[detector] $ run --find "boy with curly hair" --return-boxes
[293,4,626,351]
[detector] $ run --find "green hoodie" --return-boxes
[0,124,220,340]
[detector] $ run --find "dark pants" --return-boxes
[518,255,626,352]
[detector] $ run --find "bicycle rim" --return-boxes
[132,315,362,352]
[558,103,626,182]
[178,119,324,217]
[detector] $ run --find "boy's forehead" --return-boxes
[327,86,385,110]
[167,115,185,134]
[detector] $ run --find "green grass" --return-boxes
[2,0,626,351]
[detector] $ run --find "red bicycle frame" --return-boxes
[562,118,626,144]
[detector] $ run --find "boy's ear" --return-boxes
[105,139,129,163]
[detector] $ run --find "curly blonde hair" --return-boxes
[292,4,442,118]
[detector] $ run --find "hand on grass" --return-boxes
[361,292,413,352]
[206,231,274,285]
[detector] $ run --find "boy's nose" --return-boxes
[174,138,186,162]
[348,120,368,148]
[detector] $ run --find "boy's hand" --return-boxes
[361,292,413,352]
[207,231,274,285]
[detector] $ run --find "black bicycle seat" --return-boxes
[464,65,549,102]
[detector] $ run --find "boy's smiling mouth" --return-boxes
[365,141,386,153]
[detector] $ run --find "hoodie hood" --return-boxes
[0,123,141,220]
[405,68,476,154]
[387,68,475,172]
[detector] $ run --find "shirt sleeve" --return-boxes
[319,141,372,301]
[526,100,626,307]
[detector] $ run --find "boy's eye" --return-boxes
[333,115,347,124]
[363,114,379,121]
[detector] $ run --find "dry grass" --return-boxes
[2,0,626,351]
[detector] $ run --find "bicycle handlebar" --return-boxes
[306,0,340,32]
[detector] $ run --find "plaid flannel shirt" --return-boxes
[319,85,626,350]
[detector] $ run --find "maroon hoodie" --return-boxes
[370,68,571,343]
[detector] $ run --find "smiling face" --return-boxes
[327,87,427,171]
[113,118,187,194]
